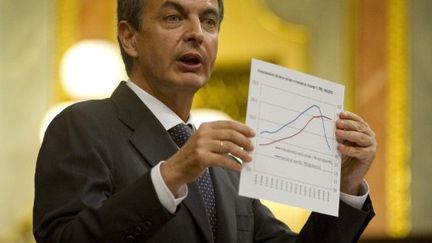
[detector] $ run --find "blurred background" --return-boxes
[0,0,431,242]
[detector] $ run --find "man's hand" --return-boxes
[336,111,376,195]
[161,120,255,194]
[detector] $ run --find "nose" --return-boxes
[184,18,204,45]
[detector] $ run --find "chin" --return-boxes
[175,73,208,89]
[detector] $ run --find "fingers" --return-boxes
[203,152,243,172]
[336,129,374,147]
[197,121,255,152]
[338,111,366,123]
[216,140,252,162]
[336,112,374,137]
[336,119,373,136]
[337,142,376,163]
[213,128,254,152]
[336,111,375,146]
[335,111,377,163]
[174,120,255,175]
[194,121,254,166]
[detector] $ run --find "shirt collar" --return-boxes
[126,80,194,130]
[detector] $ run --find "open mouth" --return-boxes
[178,53,202,66]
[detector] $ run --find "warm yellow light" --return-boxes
[60,39,126,99]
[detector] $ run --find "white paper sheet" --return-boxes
[239,59,345,216]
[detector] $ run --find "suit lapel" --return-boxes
[111,81,178,166]
[111,82,213,242]
[130,123,177,167]
[211,167,237,243]
[183,182,213,243]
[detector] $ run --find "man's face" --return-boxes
[133,0,220,95]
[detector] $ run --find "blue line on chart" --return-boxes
[260,105,333,150]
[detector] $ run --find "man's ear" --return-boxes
[118,20,138,58]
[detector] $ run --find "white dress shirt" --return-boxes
[127,81,188,213]
[126,80,369,214]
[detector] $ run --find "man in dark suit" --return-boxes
[33,0,377,242]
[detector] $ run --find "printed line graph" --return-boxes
[249,83,340,181]
[240,59,345,216]
[259,105,333,150]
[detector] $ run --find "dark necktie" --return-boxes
[168,123,217,239]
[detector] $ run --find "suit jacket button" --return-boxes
[144,221,152,227]
[126,235,135,241]
[143,221,152,231]
[135,226,143,233]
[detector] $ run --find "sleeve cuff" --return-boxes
[150,161,188,214]
[340,180,369,210]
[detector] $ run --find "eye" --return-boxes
[165,14,182,23]
[202,17,218,30]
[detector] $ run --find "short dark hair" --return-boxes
[117,0,224,76]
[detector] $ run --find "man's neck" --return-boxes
[159,95,193,122]
[129,79,194,122]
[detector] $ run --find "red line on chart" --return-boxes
[259,115,332,146]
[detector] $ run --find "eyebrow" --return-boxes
[202,7,219,19]
[159,1,185,14]
[159,0,220,20]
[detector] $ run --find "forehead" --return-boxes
[144,0,219,14]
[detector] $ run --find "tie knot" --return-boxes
[168,123,193,148]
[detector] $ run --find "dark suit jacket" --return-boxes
[33,81,374,243]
